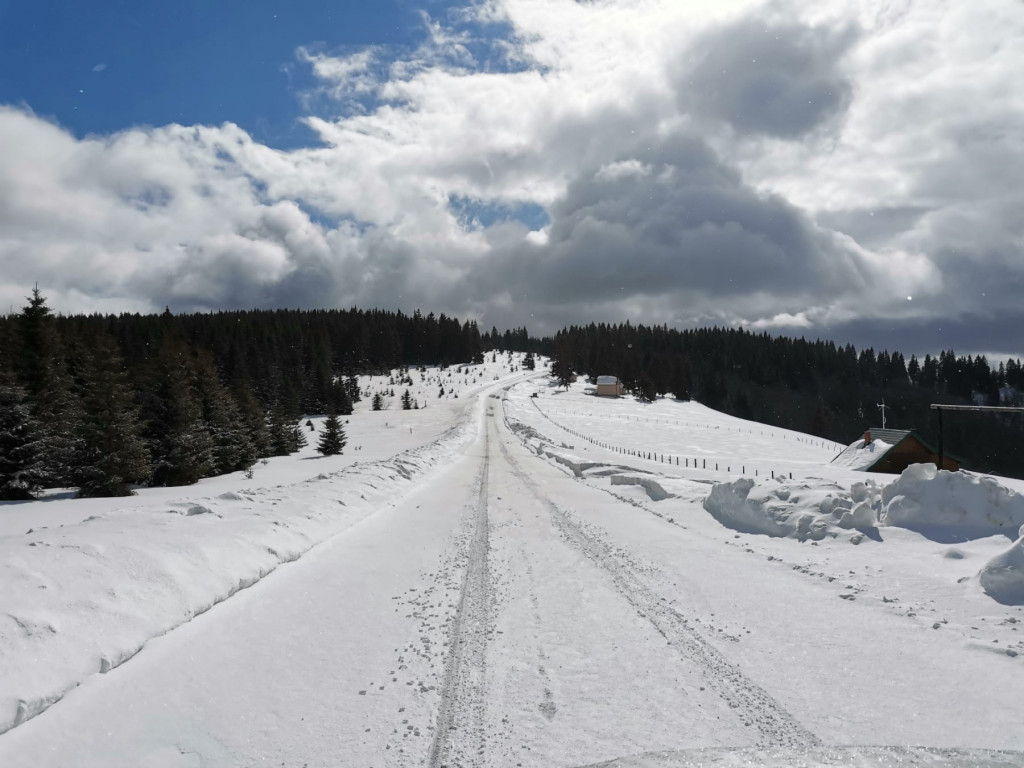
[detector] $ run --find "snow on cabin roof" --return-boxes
[830,437,896,471]
[596,375,619,385]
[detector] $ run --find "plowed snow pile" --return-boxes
[703,476,879,541]
[704,463,1024,544]
[880,463,1024,536]
[978,527,1024,605]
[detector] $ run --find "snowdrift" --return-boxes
[880,463,1024,538]
[0,421,478,736]
[508,418,691,501]
[704,463,1024,546]
[978,527,1024,605]
[702,476,877,541]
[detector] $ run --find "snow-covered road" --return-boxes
[2,374,1023,767]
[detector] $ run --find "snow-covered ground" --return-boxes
[2,361,1023,767]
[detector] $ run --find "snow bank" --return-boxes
[880,464,1024,537]
[704,464,1024,546]
[543,449,603,478]
[978,527,1024,605]
[610,474,674,501]
[0,418,480,736]
[702,476,878,541]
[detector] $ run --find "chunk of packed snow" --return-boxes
[702,476,876,540]
[978,534,1024,605]
[880,464,1024,537]
[610,474,673,501]
[837,503,877,529]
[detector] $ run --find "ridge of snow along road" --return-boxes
[0,357,535,737]
[503,377,1024,616]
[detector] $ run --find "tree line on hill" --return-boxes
[544,323,1024,478]
[0,290,485,499]
[3,289,1023,498]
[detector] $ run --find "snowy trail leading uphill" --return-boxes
[2,376,1024,766]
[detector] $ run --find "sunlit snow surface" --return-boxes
[1,361,1023,767]
[582,745,1024,767]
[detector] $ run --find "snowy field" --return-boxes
[2,358,1023,767]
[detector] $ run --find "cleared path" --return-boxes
[1,386,1021,767]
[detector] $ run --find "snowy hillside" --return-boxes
[1,360,1023,767]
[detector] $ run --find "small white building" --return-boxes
[595,375,624,397]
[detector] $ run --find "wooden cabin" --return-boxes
[595,375,625,397]
[832,428,961,474]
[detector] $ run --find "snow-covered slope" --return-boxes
[1,364,1022,767]
[0,353,536,736]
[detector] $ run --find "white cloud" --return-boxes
[750,312,813,329]
[1,0,1022,352]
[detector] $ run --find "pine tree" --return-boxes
[552,354,574,390]
[810,401,834,437]
[345,376,361,404]
[75,335,152,497]
[316,412,347,456]
[141,343,215,486]
[634,377,657,403]
[0,375,40,499]
[17,286,59,400]
[193,353,253,475]
[31,353,86,488]
[327,379,354,415]
[401,389,413,410]
[669,357,691,401]
[234,385,271,467]
[372,392,384,411]
[292,421,308,450]
[268,407,296,456]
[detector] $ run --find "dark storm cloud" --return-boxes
[816,312,1024,358]
[475,130,869,309]
[678,17,858,138]
[816,207,933,250]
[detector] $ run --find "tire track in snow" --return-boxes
[427,426,493,768]
[496,430,821,750]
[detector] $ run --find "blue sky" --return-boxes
[0,0,429,146]
[0,0,1022,356]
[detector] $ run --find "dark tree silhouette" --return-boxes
[317,412,347,456]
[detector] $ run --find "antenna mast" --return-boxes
[877,398,889,429]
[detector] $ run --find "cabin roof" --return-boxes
[830,426,964,472]
[866,428,912,445]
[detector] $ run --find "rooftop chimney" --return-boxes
[863,430,872,445]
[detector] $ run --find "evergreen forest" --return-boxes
[543,323,1024,478]
[0,289,493,499]
[2,289,1023,500]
